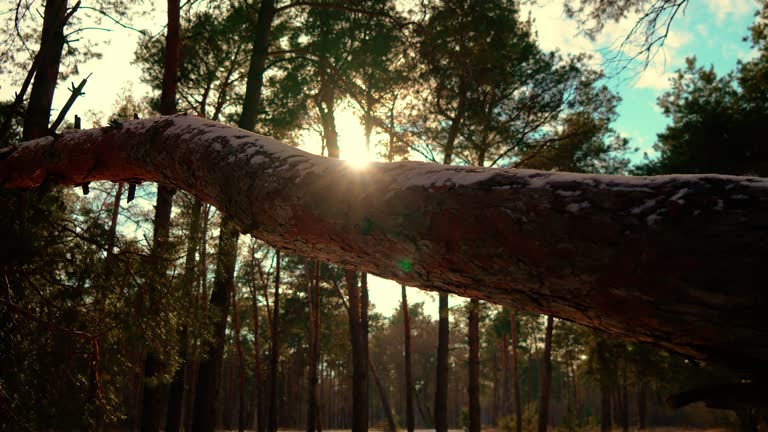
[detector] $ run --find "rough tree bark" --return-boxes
[3,115,768,374]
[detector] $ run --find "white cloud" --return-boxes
[665,31,692,50]
[634,64,675,90]
[696,24,710,38]
[705,0,754,25]
[523,0,595,55]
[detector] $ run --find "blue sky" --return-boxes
[527,0,760,163]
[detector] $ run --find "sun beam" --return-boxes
[336,110,371,169]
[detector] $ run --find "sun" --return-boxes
[336,110,371,169]
[343,143,371,169]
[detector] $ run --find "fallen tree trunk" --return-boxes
[2,114,767,374]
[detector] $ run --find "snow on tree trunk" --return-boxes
[2,114,768,373]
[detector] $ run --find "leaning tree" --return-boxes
[1,114,767,406]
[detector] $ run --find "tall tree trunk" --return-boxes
[248,246,266,432]
[492,342,499,425]
[621,363,630,432]
[468,298,481,432]
[434,102,464,432]
[319,78,367,430]
[231,280,247,432]
[158,0,180,116]
[402,285,415,432]
[141,0,181,428]
[307,260,321,432]
[598,339,612,432]
[185,204,210,432]
[166,199,202,432]
[344,271,368,432]
[87,182,123,431]
[434,291,449,432]
[361,273,370,429]
[268,250,281,432]
[638,381,648,430]
[511,309,523,432]
[141,183,176,432]
[537,316,554,432]
[191,218,239,432]
[415,386,433,428]
[22,0,68,140]
[238,0,277,132]
[369,358,397,432]
[502,333,511,414]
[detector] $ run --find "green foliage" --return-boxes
[636,57,768,176]
[134,4,252,119]
[407,0,629,171]
[637,2,768,177]
[0,183,151,429]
